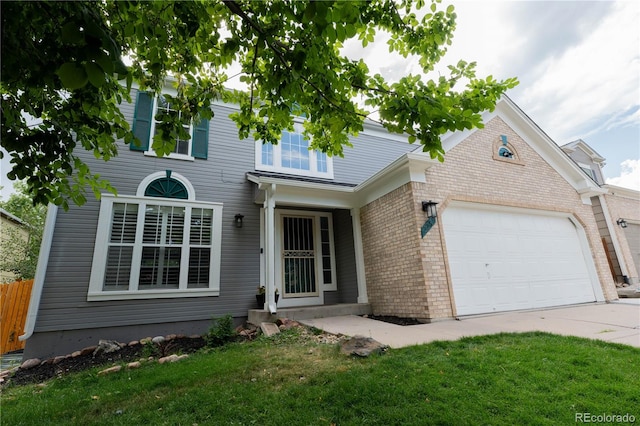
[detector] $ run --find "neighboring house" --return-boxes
[0,208,29,283]
[21,89,621,359]
[562,140,640,286]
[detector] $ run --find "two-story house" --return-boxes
[20,89,622,359]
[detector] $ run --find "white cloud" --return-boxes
[516,1,640,141]
[606,159,640,191]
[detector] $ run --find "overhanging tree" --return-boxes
[1,0,518,209]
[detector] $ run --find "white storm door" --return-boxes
[282,215,319,298]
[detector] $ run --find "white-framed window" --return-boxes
[130,90,209,161]
[578,163,597,181]
[87,173,222,301]
[255,122,334,179]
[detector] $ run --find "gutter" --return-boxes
[20,204,58,342]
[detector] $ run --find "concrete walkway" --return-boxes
[301,302,640,348]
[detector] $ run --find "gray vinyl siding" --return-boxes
[34,100,263,333]
[330,209,358,304]
[30,91,409,345]
[334,128,415,184]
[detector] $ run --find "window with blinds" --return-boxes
[89,193,223,300]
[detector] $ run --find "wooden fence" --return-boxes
[1,279,34,354]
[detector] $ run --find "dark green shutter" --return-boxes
[129,91,153,151]
[192,118,209,159]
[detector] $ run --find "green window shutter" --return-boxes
[129,91,153,151]
[192,118,209,159]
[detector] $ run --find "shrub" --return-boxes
[205,314,236,347]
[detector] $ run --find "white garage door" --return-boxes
[443,204,597,316]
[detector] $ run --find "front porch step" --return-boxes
[247,303,371,327]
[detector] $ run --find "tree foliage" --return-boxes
[0,182,46,280]
[1,0,518,208]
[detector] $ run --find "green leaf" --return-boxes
[56,62,88,90]
[85,62,106,88]
[61,23,84,45]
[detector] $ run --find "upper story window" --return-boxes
[578,163,598,182]
[130,91,209,161]
[255,122,334,179]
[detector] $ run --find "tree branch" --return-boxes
[222,0,369,119]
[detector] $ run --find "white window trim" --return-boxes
[87,193,223,301]
[255,122,334,179]
[578,162,597,180]
[143,88,196,161]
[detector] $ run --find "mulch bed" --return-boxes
[3,336,206,387]
[363,315,422,326]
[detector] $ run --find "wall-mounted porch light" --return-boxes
[422,201,438,219]
[234,214,244,228]
[420,201,438,238]
[617,218,628,228]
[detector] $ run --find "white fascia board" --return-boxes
[354,152,438,206]
[603,184,640,200]
[20,204,58,342]
[248,174,355,208]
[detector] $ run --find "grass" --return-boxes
[2,330,639,425]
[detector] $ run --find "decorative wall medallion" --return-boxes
[492,135,524,165]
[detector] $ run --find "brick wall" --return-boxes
[360,183,432,319]
[360,116,619,320]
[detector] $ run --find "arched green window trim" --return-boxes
[144,177,189,199]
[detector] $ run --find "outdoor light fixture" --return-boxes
[422,201,438,219]
[617,218,628,228]
[234,214,244,228]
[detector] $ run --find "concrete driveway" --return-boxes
[301,301,640,348]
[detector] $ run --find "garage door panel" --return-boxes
[443,205,596,316]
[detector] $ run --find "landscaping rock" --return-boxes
[93,340,122,356]
[20,358,42,370]
[52,356,66,365]
[340,336,387,357]
[277,318,301,330]
[158,354,178,364]
[152,336,166,344]
[127,361,141,369]
[260,322,280,337]
[80,346,97,356]
[97,365,122,376]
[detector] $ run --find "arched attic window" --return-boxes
[144,175,188,199]
[136,170,196,200]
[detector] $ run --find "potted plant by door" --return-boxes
[275,288,279,304]
[256,286,266,308]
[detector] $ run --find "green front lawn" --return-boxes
[2,331,638,425]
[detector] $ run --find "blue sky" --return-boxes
[1,0,638,200]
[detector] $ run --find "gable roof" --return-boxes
[561,139,606,164]
[435,95,606,201]
[0,207,26,226]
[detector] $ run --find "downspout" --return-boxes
[20,204,58,341]
[264,183,277,314]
